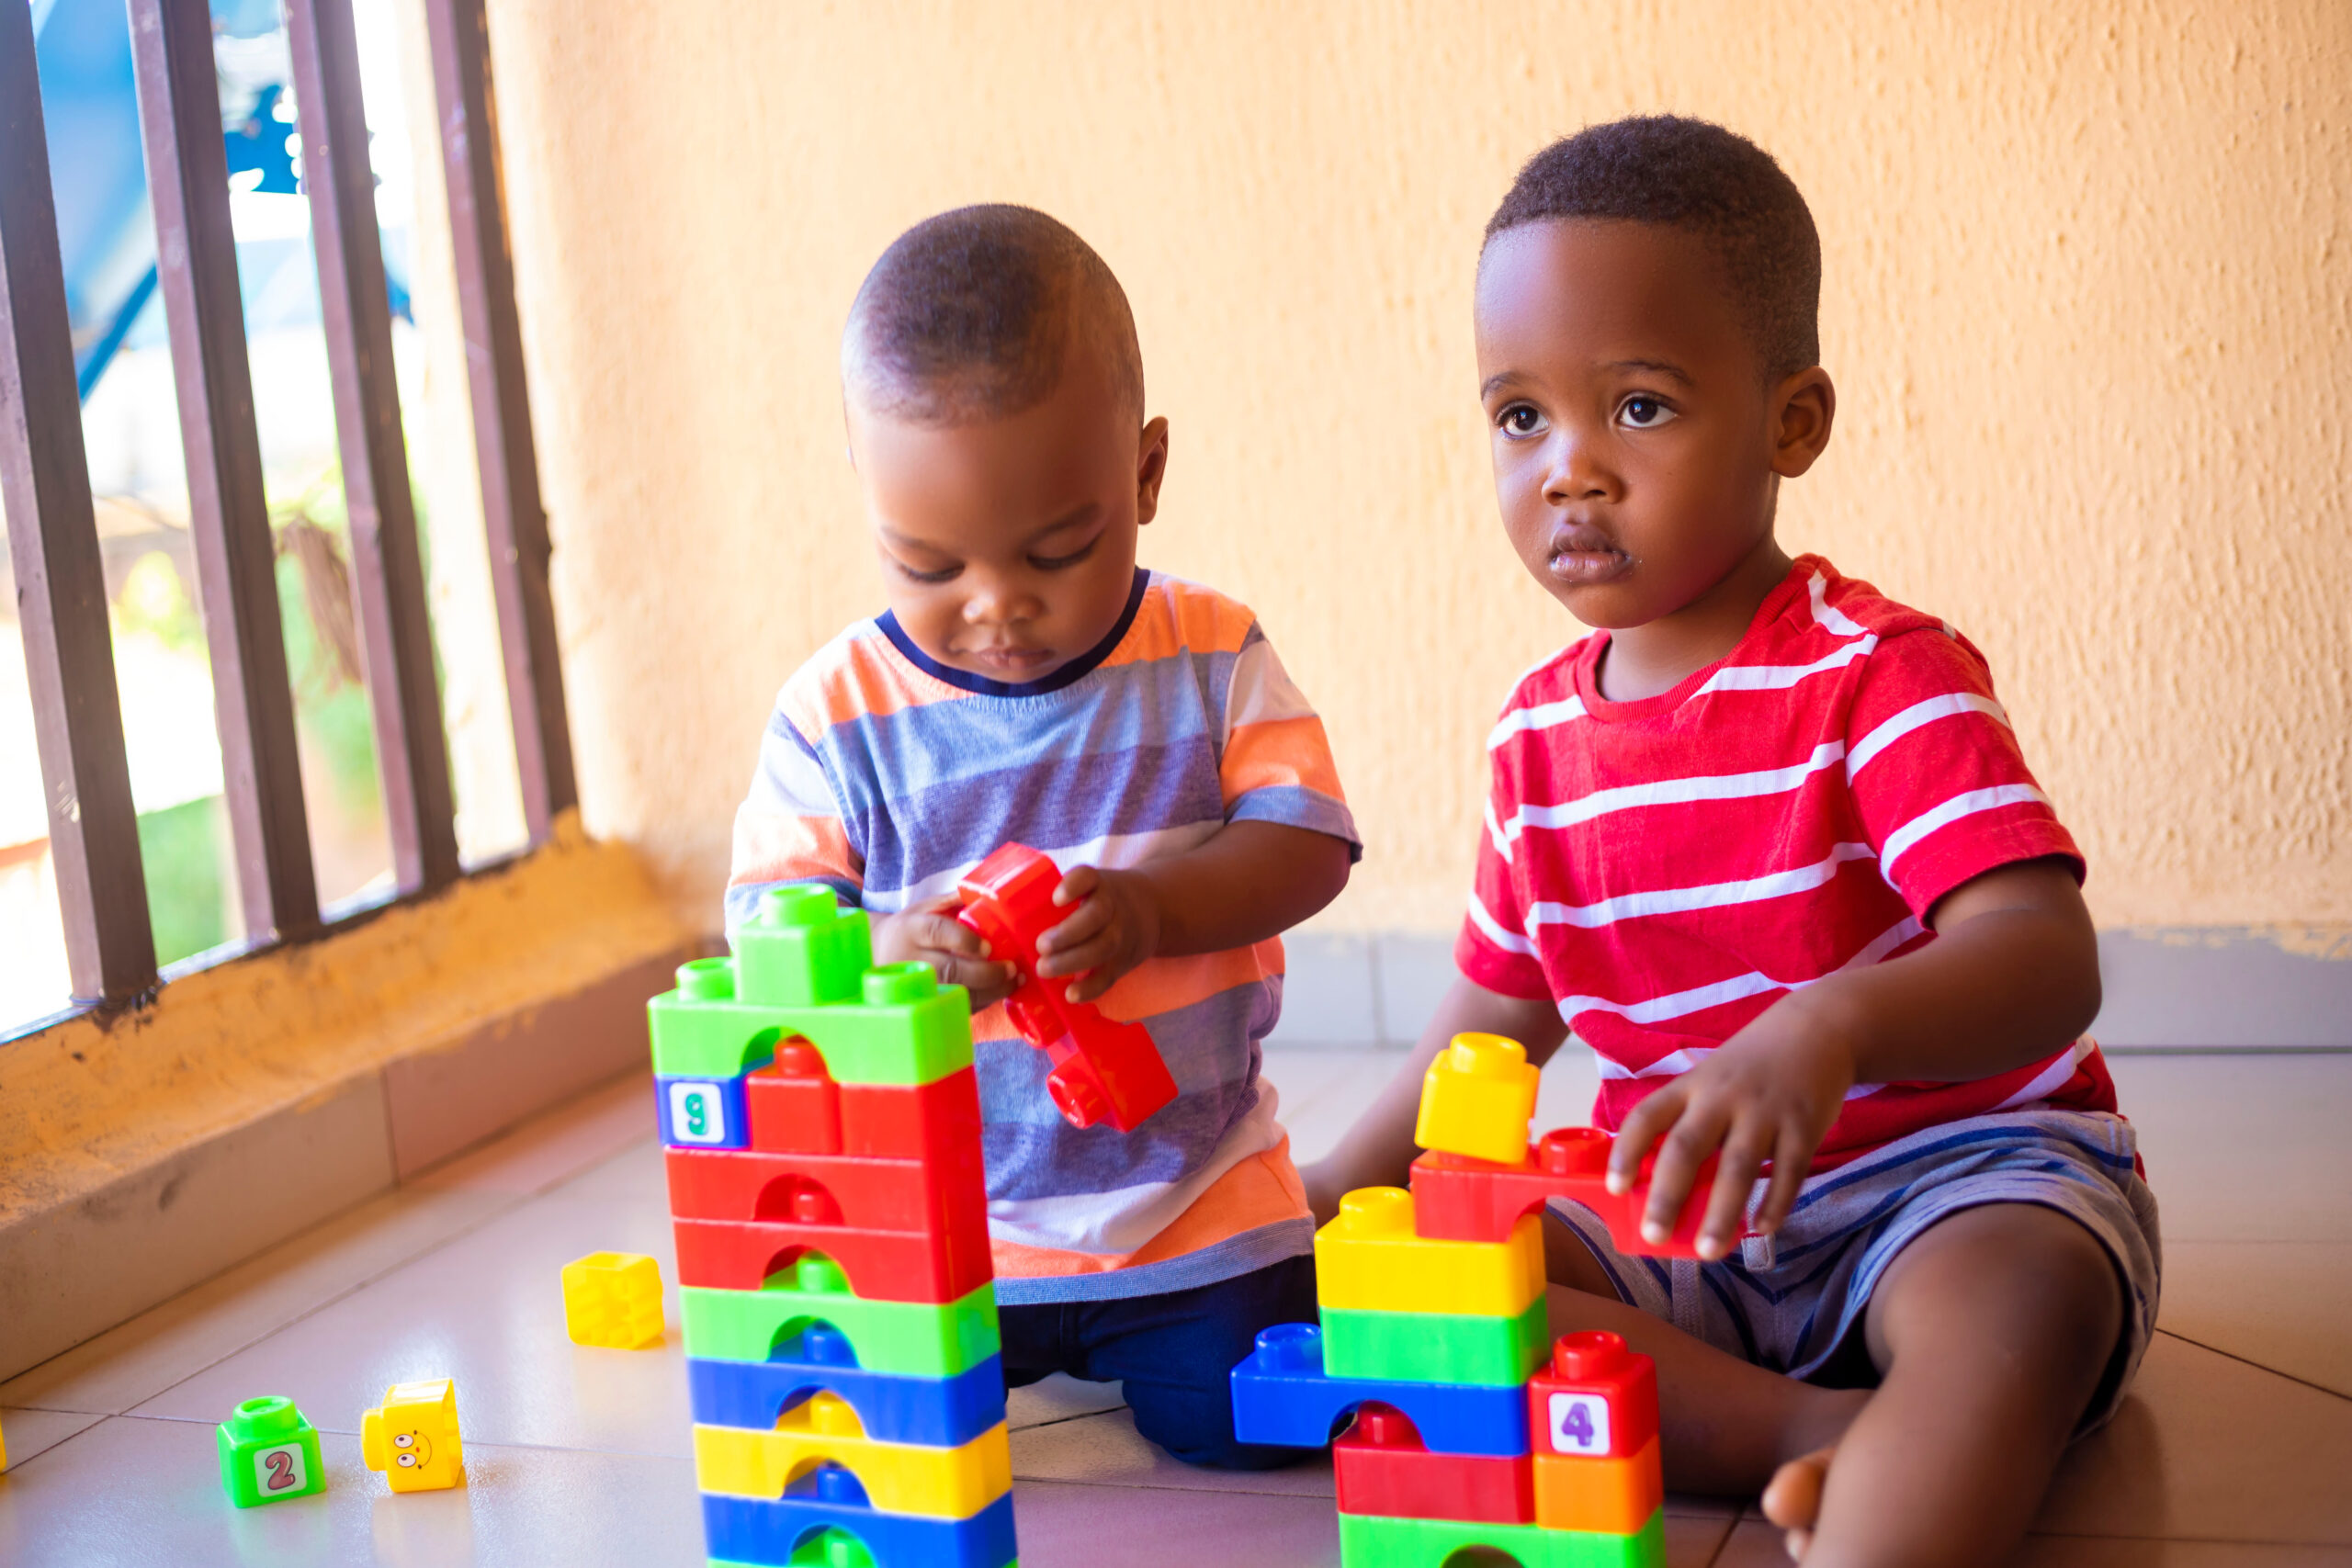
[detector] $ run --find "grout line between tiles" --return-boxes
[2151,1327,2352,1404]
[1011,1404,1131,1434]
[79,1408,695,1461]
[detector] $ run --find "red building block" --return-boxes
[1333,1407,1533,1524]
[1408,1125,1729,1258]
[954,844,1178,1134]
[744,1045,984,1167]
[665,1145,989,1247]
[670,1209,995,1304]
[1526,1331,1658,1462]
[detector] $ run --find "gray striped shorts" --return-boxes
[1550,1107,2163,1429]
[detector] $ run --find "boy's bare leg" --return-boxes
[1543,1215,1867,1495]
[1761,1202,2124,1567]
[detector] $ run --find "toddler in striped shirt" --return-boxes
[728,206,1360,1468]
[1308,118,2159,1565]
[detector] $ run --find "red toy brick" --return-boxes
[664,1145,989,1247]
[954,844,1178,1134]
[1332,1407,1533,1524]
[671,1211,995,1304]
[744,1048,985,1166]
[1526,1331,1658,1462]
[1409,1125,1728,1258]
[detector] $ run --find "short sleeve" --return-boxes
[1846,626,2083,918]
[726,703,864,932]
[1453,732,1550,1001]
[1217,626,1362,859]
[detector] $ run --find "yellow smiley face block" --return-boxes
[361,1378,466,1493]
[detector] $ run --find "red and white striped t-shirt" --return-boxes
[1457,556,2118,1167]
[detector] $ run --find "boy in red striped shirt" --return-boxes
[1309,118,2158,1566]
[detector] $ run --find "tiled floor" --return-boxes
[1,1049,2347,1566]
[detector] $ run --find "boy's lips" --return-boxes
[967,645,1056,673]
[1546,525,1632,586]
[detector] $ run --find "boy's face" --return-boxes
[847,345,1168,684]
[1474,220,1832,631]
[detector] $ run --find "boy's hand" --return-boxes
[872,897,1018,1012]
[1033,865,1162,1004]
[1608,1001,1856,1262]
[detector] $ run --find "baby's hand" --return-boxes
[872,897,1018,1012]
[1608,1007,1856,1262]
[1033,865,1162,1004]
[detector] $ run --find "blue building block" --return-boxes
[688,1353,1007,1449]
[1230,1323,1530,1458]
[701,1466,1017,1567]
[659,1073,752,1150]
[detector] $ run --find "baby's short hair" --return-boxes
[842,205,1143,425]
[1487,117,1821,380]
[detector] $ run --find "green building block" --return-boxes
[647,954,974,1086]
[216,1395,326,1507]
[1322,1298,1549,1386]
[1338,1509,1663,1568]
[734,885,874,1008]
[681,1257,1001,1379]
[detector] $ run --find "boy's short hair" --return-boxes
[1487,116,1821,380]
[842,204,1144,425]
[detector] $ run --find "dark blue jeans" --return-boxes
[999,1253,1317,1470]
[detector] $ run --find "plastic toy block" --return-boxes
[702,1480,1017,1568]
[1337,1508,1664,1568]
[1408,1125,1724,1259]
[734,886,875,1009]
[562,1251,666,1348]
[688,1353,1007,1449]
[660,1072,754,1150]
[1314,1187,1544,1317]
[673,1213,994,1304]
[1321,1298,1548,1386]
[681,1258,1000,1379]
[746,1046,983,1167]
[1229,1324,1528,1457]
[1413,1032,1542,1163]
[361,1378,465,1493]
[664,1146,989,1261]
[695,1393,1011,1517]
[953,843,1178,1133]
[1532,1436,1664,1534]
[216,1395,325,1506]
[1332,1407,1532,1524]
[648,959,973,1088]
[1528,1332,1659,1461]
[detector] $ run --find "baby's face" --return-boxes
[848,346,1166,685]
[1474,219,1826,631]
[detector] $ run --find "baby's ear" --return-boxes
[1770,368,1837,479]
[1136,416,1171,524]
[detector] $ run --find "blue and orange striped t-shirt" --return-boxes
[727,569,1361,1303]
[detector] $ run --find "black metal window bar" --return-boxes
[0,0,573,1013]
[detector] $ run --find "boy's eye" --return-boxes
[1028,536,1100,571]
[896,559,960,585]
[1497,403,1545,437]
[1617,395,1677,429]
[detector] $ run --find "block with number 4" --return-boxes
[217,1395,326,1507]
[1528,1330,1658,1461]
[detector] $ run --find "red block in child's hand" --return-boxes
[1526,1331,1658,1461]
[954,843,1178,1134]
[1408,1125,1724,1259]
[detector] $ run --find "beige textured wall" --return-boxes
[472,0,2351,934]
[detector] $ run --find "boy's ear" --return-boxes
[1770,368,1836,479]
[1135,416,1171,526]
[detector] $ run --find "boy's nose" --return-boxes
[1544,434,1616,502]
[962,579,1040,626]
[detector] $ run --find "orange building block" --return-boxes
[1532,1435,1663,1534]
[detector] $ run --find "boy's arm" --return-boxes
[1297,976,1568,1223]
[1034,820,1352,1001]
[1617,854,2100,1261]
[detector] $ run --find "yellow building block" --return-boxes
[561,1251,665,1348]
[1414,1032,1540,1163]
[361,1379,465,1493]
[694,1393,1011,1518]
[1316,1187,1544,1316]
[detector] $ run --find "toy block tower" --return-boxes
[1231,1032,1668,1567]
[650,886,1016,1568]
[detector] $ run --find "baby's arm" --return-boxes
[1620,856,2100,1261]
[1299,976,1567,1223]
[1031,820,1353,1002]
